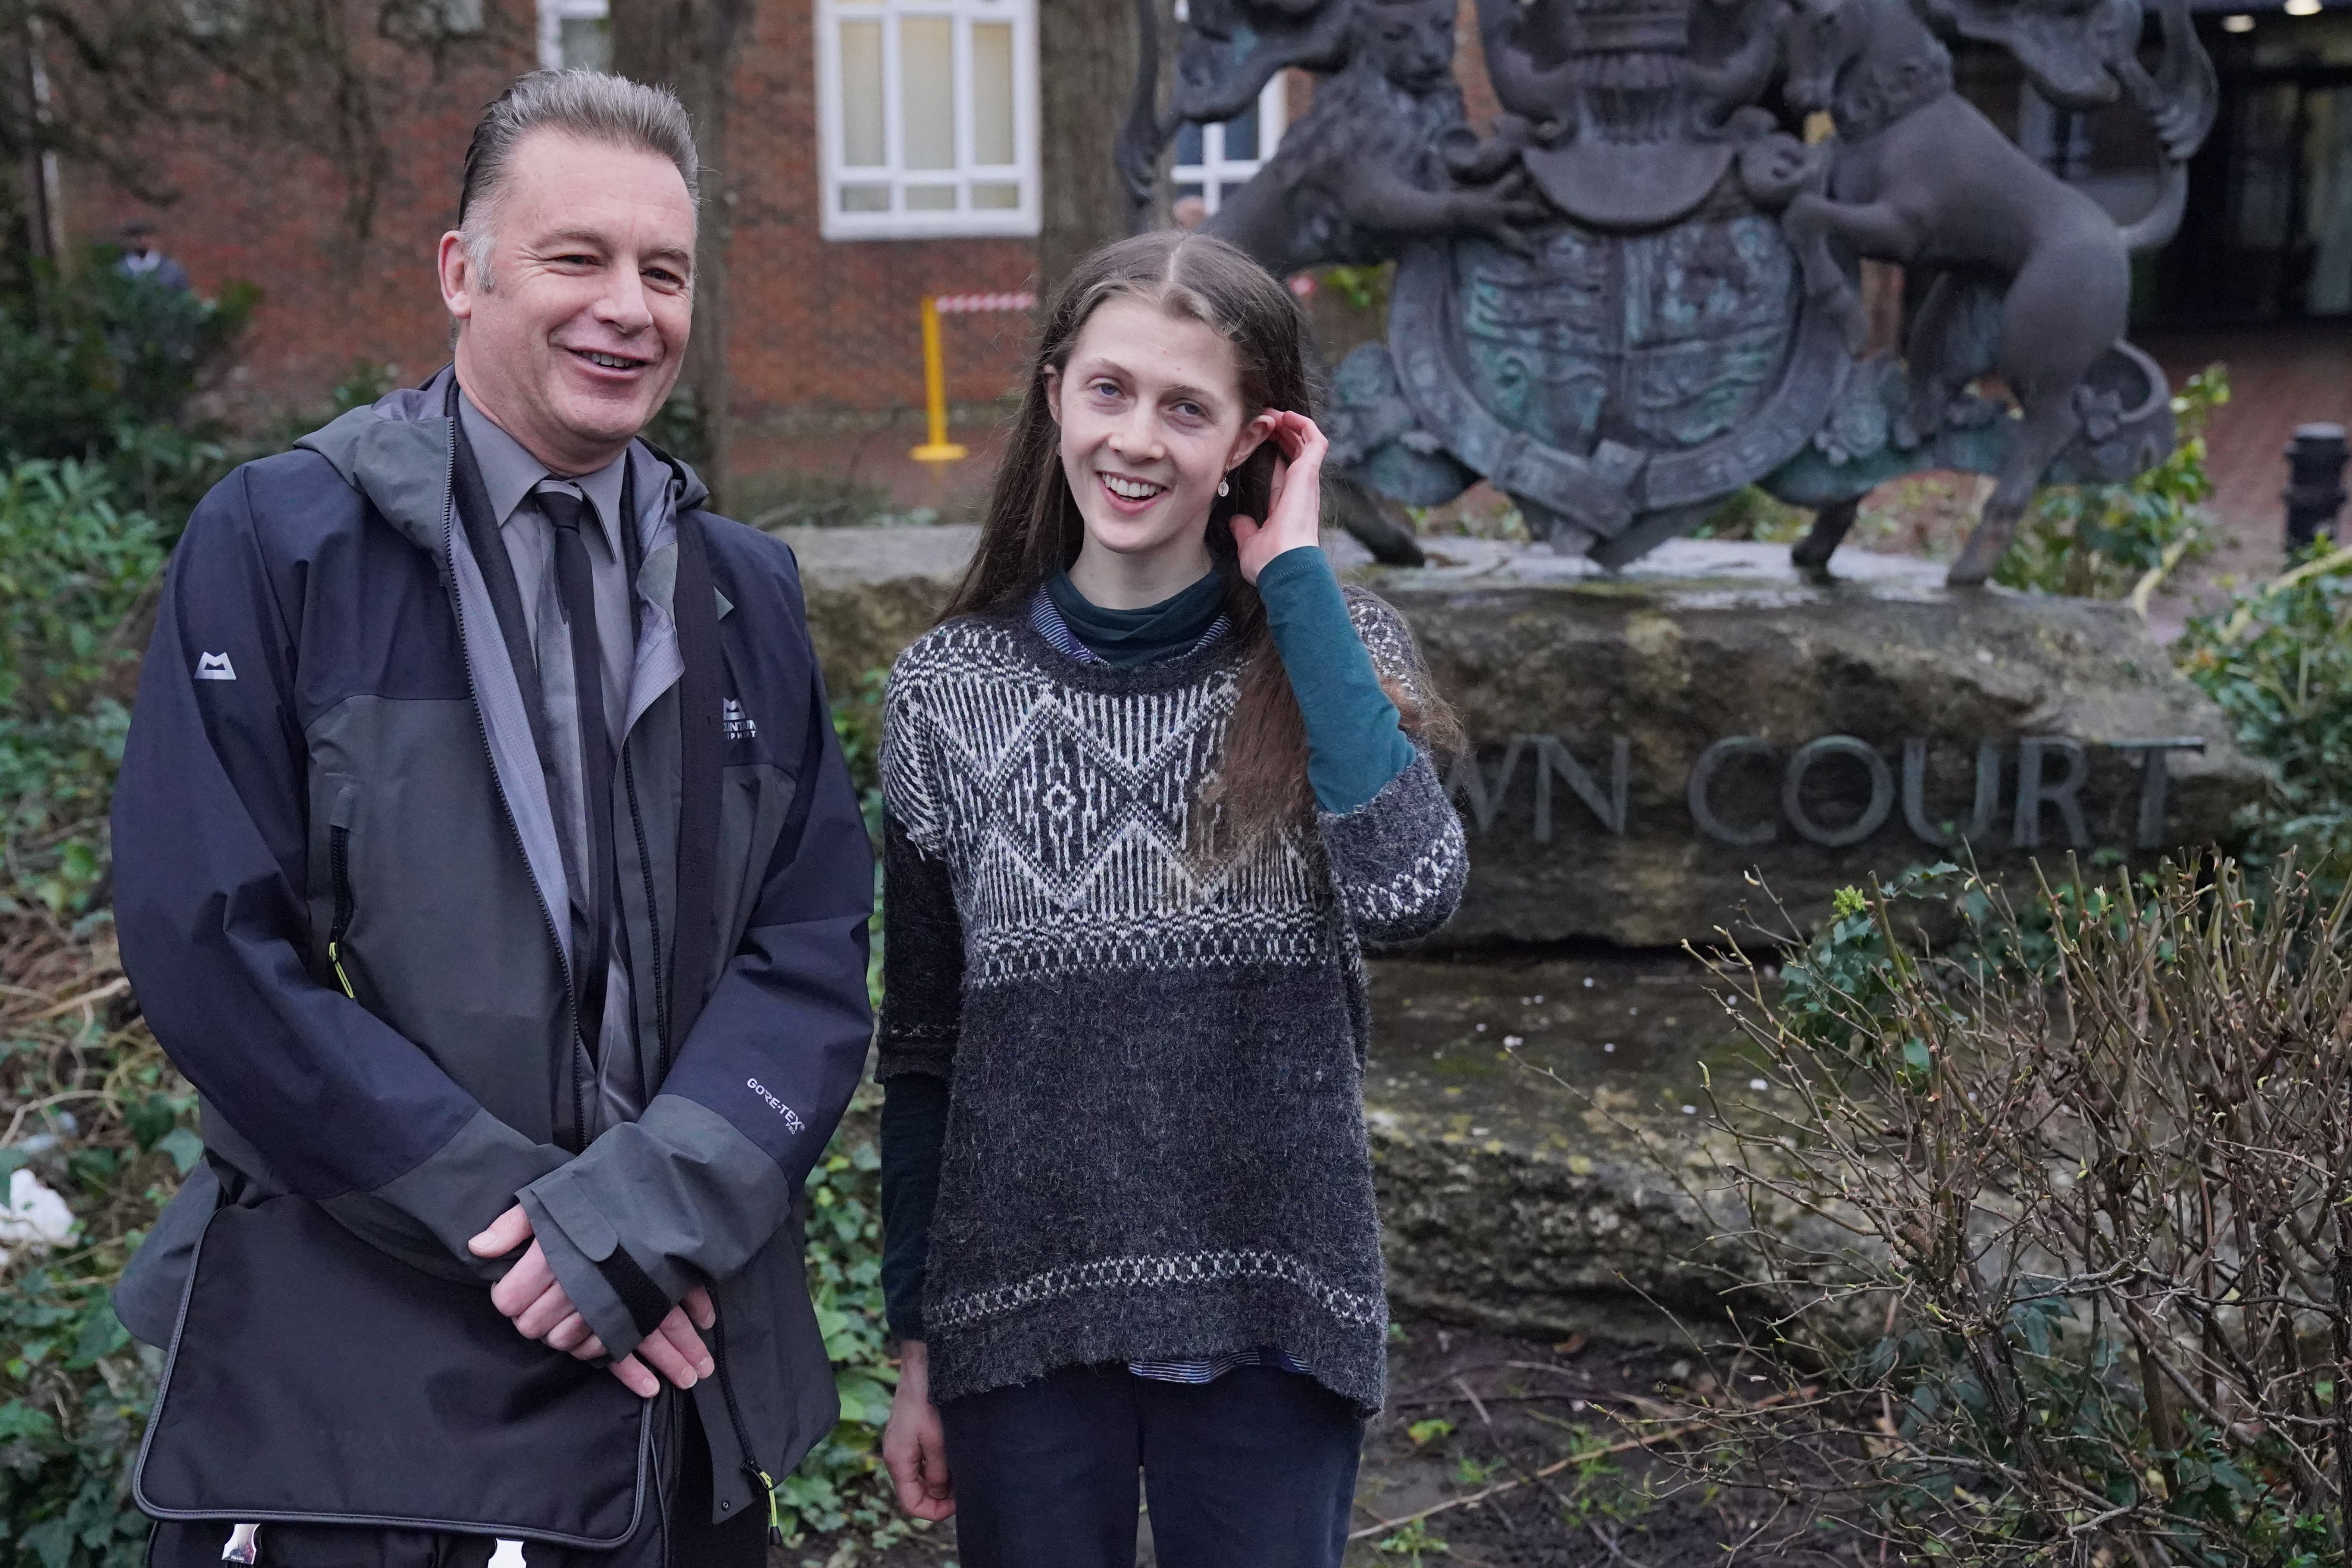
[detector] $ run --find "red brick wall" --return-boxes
[77,3,1495,460]
[86,45,525,424]
[712,0,1038,433]
[81,0,1038,443]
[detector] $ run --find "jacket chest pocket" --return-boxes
[320,783,372,1005]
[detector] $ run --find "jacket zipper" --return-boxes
[327,825,357,1000]
[622,752,671,1074]
[439,428,586,1152]
[707,1301,781,1545]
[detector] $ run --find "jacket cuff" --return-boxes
[516,1095,797,1360]
[324,1107,572,1286]
[518,1174,669,1362]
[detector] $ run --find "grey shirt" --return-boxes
[460,393,647,1133]
[459,393,634,749]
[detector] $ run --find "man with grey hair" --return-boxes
[112,70,873,1568]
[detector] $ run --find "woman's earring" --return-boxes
[1218,478,1231,498]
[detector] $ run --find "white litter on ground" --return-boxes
[0,1167,76,1266]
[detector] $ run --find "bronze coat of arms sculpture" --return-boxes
[1119,0,2217,587]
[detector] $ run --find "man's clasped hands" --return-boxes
[469,1205,715,1398]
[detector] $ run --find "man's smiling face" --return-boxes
[440,129,696,475]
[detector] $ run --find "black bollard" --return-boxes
[2284,423,2349,551]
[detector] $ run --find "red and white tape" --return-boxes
[932,291,1037,314]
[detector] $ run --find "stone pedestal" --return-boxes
[1370,536,2268,947]
[1361,951,1745,1341]
[785,523,977,701]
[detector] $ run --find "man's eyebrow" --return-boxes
[528,229,693,268]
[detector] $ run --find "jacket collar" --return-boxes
[294,365,712,558]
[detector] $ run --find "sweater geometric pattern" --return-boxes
[879,591,1467,1411]
[886,618,1328,988]
[926,1247,1389,1333]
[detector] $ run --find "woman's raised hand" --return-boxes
[1229,410,1329,585]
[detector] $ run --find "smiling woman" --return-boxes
[437,71,700,477]
[1040,294,1270,608]
[872,231,1468,1568]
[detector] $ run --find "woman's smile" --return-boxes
[1098,471,1168,511]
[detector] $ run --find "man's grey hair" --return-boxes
[457,70,699,289]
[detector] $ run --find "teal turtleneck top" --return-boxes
[1045,550,1415,816]
[1043,566,1227,668]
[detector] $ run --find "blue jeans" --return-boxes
[938,1362,1365,1568]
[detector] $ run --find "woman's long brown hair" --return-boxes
[941,230,1457,842]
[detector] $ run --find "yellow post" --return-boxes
[910,295,968,464]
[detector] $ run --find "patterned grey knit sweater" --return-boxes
[876,589,1467,1412]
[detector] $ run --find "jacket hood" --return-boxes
[294,365,712,556]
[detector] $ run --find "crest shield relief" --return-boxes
[1122,0,2217,583]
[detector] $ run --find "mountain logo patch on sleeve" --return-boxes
[195,652,237,682]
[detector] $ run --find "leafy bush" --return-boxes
[766,666,938,1555]
[0,248,251,919]
[1683,858,2352,1567]
[1320,263,1393,316]
[1693,485,1812,544]
[1995,365,2227,601]
[0,958,199,1568]
[0,256,254,529]
[0,462,166,918]
[2177,544,2352,886]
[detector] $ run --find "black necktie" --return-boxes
[538,485,613,1054]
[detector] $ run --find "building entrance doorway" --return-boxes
[2153,12,2352,324]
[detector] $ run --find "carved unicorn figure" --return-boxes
[1777,0,2149,587]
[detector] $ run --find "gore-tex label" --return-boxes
[746,1077,806,1134]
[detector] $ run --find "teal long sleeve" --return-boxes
[1257,547,1417,814]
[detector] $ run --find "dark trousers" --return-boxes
[144,1404,764,1568]
[939,1363,1366,1568]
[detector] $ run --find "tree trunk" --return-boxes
[1037,0,1141,296]
[14,22,62,272]
[610,0,751,506]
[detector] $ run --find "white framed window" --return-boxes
[1172,74,1288,217]
[538,0,609,72]
[816,0,1041,240]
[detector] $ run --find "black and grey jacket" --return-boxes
[110,371,875,1521]
[876,595,1467,1412]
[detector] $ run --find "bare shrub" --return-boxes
[1679,859,2352,1567]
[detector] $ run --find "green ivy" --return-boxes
[760,667,928,1553]
[0,1025,203,1568]
[0,461,165,917]
[0,1271,153,1568]
[774,1099,928,1551]
[1995,366,2227,600]
[2177,541,2352,888]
